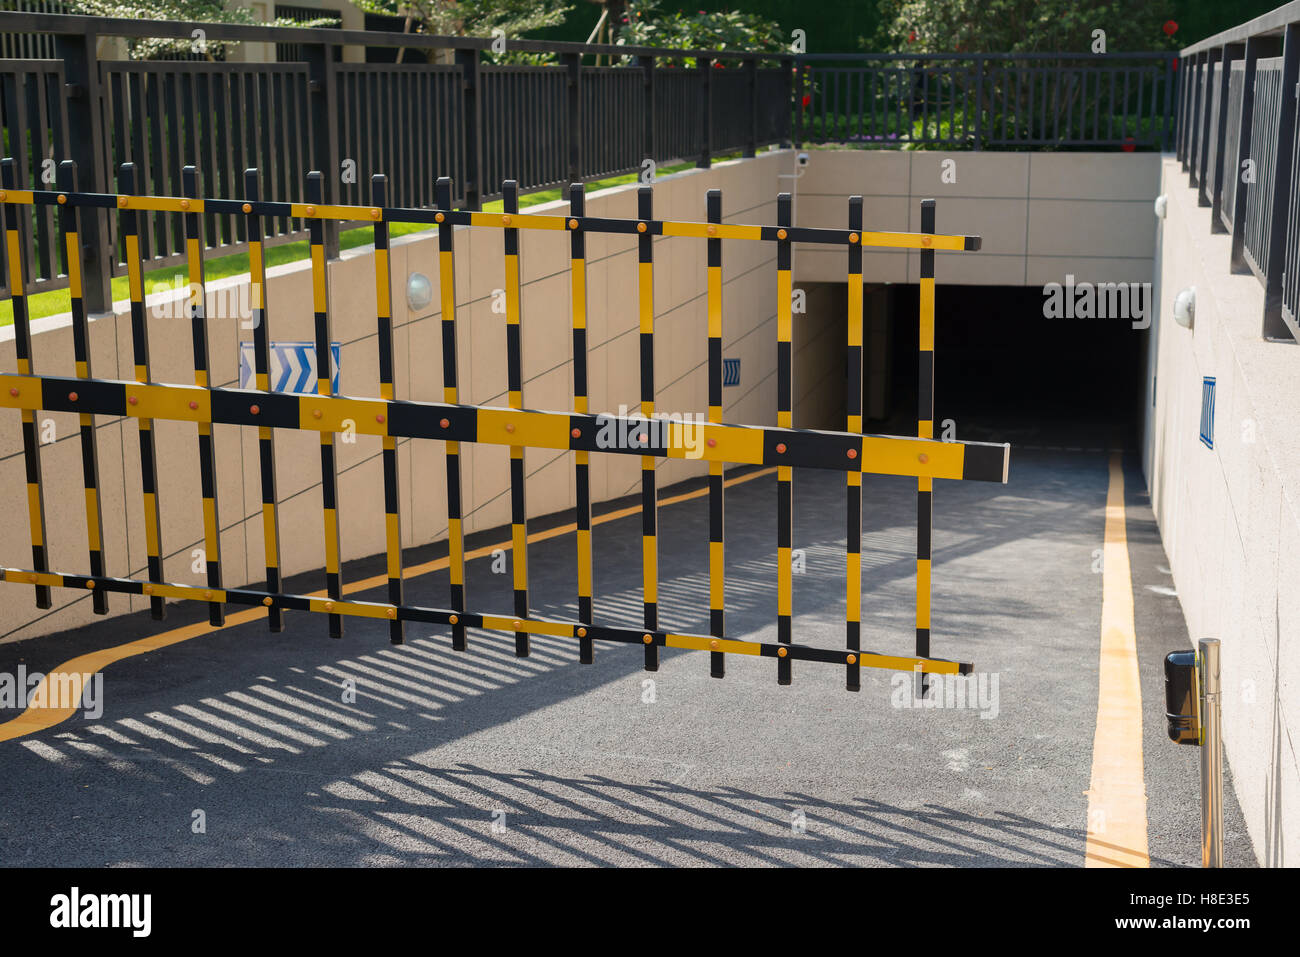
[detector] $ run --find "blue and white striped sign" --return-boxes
[239,341,341,395]
[723,358,741,387]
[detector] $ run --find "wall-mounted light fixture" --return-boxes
[406,272,433,312]
[1154,194,1168,219]
[1174,286,1196,329]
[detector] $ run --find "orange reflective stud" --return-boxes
[305,205,316,216]
[918,453,929,464]
[262,597,273,607]
[847,654,857,665]
[636,222,647,233]
[848,232,859,243]
[7,388,17,397]
[847,448,858,460]
[324,601,334,611]
[577,627,587,638]
[180,199,190,211]
[776,443,787,454]
[435,212,445,223]
[128,395,138,405]
[707,225,717,236]
[387,607,397,619]
[242,203,253,214]
[249,404,260,415]
[375,413,385,424]
[501,214,512,226]
[68,391,78,402]
[642,633,653,644]
[505,422,515,433]
[709,639,719,650]
[777,228,787,240]
[57,194,67,205]
[568,218,578,229]
[440,417,450,429]
[85,580,95,589]
[777,647,788,658]
[117,196,128,208]
[371,208,381,220]
[449,614,459,625]
[571,428,581,439]
[312,409,322,419]
[189,400,199,410]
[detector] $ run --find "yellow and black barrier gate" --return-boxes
[0,156,1008,690]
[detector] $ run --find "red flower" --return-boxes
[1163,20,1178,37]
[908,30,916,43]
[1172,57,1178,70]
[802,94,811,107]
[1122,137,1136,153]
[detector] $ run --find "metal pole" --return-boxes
[1198,637,1223,868]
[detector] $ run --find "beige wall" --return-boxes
[791,150,1161,288]
[1145,155,1299,865]
[0,152,788,643]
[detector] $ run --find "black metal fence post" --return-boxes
[303,41,340,257]
[780,55,794,147]
[793,57,804,148]
[972,55,984,150]
[1210,43,1242,234]
[641,54,656,165]
[564,51,582,187]
[1188,51,1205,181]
[1230,36,1262,275]
[53,28,110,313]
[456,46,483,210]
[1262,23,1300,340]
[745,57,758,158]
[1197,47,1222,206]
[1162,52,1177,153]
[698,56,712,168]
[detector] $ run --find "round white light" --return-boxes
[1154,194,1168,219]
[1173,286,1196,329]
[406,272,433,311]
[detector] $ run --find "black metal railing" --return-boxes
[1178,2,1300,341]
[793,53,1177,151]
[0,11,795,309]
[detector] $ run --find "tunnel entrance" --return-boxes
[792,282,1146,452]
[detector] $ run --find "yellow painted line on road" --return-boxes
[0,467,776,742]
[1083,452,1149,868]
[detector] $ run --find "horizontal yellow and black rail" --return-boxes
[0,161,1001,693]
[0,187,983,252]
[0,565,973,676]
[0,373,1010,483]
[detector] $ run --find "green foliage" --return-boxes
[868,0,1177,53]
[617,0,786,66]
[349,0,573,63]
[65,0,334,59]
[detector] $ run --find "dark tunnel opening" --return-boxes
[882,283,1146,451]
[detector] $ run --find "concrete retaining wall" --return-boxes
[1145,155,1299,865]
[0,152,806,643]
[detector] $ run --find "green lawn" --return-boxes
[1,156,732,329]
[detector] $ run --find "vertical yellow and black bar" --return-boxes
[569,183,594,664]
[182,166,224,627]
[244,168,285,632]
[638,185,658,673]
[917,198,936,688]
[706,188,725,679]
[307,171,343,638]
[372,173,405,645]
[846,195,864,693]
[436,176,467,651]
[56,161,108,615]
[119,162,165,620]
[503,179,528,657]
[2,158,50,609]
[776,191,793,686]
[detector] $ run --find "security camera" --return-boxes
[796,152,810,168]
